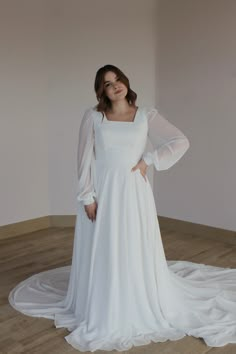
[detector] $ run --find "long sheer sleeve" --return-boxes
[76,107,96,205]
[142,108,190,170]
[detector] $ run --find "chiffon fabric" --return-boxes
[9,106,236,352]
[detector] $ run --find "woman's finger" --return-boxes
[140,171,147,182]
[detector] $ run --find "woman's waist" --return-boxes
[95,150,141,169]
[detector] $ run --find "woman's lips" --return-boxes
[115,89,122,94]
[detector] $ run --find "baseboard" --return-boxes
[0,216,51,240]
[158,216,236,246]
[0,214,235,246]
[49,215,76,227]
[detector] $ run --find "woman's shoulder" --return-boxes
[83,105,97,115]
[141,106,159,122]
[82,106,102,121]
[142,105,158,115]
[86,105,103,118]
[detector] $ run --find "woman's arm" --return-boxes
[142,108,190,170]
[77,108,96,205]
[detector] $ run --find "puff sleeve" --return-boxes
[76,108,96,205]
[142,108,190,170]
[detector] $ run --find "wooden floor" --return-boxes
[1,225,236,354]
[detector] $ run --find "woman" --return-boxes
[9,65,236,352]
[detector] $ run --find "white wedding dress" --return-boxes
[9,106,236,352]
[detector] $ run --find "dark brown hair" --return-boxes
[94,64,137,115]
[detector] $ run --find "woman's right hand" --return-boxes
[84,201,97,222]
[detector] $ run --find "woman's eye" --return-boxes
[105,78,119,88]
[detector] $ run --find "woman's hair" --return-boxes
[94,64,137,114]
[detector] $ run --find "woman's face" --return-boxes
[103,71,128,103]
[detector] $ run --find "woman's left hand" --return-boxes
[131,159,148,182]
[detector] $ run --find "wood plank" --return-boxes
[1,226,236,354]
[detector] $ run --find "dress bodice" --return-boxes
[76,105,190,205]
[93,107,148,168]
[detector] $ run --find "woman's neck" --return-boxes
[108,101,133,114]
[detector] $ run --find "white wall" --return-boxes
[0,0,49,226]
[1,0,235,233]
[0,0,158,225]
[156,0,236,231]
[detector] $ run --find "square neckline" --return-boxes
[103,106,139,124]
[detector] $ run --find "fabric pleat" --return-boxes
[8,107,236,352]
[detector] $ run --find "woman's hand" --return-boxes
[131,159,148,182]
[84,201,97,222]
